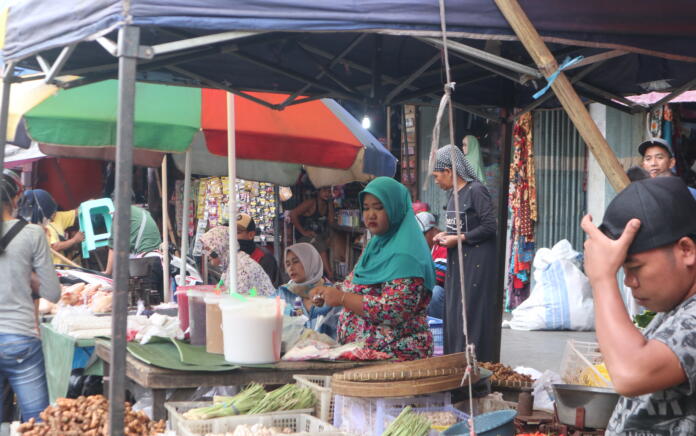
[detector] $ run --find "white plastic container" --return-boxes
[220,297,286,364]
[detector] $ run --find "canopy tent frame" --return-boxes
[3,2,696,434]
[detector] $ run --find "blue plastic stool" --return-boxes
[78,198,114,258]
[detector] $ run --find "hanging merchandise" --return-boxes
[506,112,537,310]
[188,176,277,241]
[649,105,663,138]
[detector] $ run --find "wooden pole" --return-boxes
[494,0,629,192]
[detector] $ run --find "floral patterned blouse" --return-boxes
[337,274,433,361]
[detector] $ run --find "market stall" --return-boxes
[2,1,696,434]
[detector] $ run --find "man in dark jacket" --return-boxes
[236,213,279,287]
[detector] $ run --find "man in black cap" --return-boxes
[581,177,696,435]
[638,137,696,200]
[638,138,675,179]
[236,213,279,287]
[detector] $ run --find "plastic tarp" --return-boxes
[3,0,696,62]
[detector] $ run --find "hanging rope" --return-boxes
[431,0,478,431]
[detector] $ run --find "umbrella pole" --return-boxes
[180,150,192,287]
[162,156,171,302]
[226,92,237,293]
[273,186,281,268]
[109,26,139,436]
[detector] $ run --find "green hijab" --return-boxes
[353,177,435,290]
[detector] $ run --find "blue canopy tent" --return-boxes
[1,1,696,432]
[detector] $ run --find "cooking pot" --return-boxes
[553,384,619,429]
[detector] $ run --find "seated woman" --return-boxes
[276,243,340,338]
[310,177,435,361]
[200,226,275,296]
[289,187,334,279]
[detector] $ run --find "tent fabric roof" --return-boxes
[4,0,696,63]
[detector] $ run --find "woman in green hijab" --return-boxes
[310,177,434,360]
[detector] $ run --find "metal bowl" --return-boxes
[552,384,619,429]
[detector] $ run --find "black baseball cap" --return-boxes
[638,138,673,157]
[599,177,696,254]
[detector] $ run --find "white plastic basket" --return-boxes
[177,413,344,436]
[165,401,313,435]
[333,392,451,436]
[293,374,334,423]
[384,405,468,436]
[560,339,612,387]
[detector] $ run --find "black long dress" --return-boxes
[443,180,498,362]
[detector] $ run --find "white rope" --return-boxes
[434,0,477,430]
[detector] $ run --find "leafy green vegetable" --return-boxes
[382,406,431,436]
[633,310,656,328]
[247,384,316,414]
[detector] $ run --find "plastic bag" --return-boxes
[532,370,563,412]
[506,240,594,331]
[282,315,309,351]
[66,369,103,399]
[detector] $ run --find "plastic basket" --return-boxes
[294,374,335,423]
[333,392,451,436]
[165,401,313,435]
[385,405,469,436]
[428,317,444,356]
[559,340,612,388]
[177,413,344,436]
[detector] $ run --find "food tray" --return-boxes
[176,413,344,436]
[294,374,335,423]
[165,401,313,435]
[333,392,450,436]
[385,405,469,436]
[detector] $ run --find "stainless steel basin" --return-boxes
[553,384,620,429]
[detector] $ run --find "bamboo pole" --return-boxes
[50,248,81,268]
[494,0,629,192]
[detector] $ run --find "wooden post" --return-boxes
[494,0,629,192]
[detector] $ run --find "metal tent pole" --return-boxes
[0,64,13,174]
[162,156,171,302]
[109,26,139,436]
[0,64,14,239]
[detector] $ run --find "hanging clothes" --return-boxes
[506,113,537,310]
[463,135,486,185]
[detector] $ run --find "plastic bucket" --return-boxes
[220,297,286,364]
[205,294,228,354]
[441,410,517,436]
[176,290,190,333]
[176,285,220,333]
[188,290,208,346]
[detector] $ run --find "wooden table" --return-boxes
[95,339,373,420]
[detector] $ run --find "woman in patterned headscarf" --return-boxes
[432,145,498,361]
[200,226,275,296]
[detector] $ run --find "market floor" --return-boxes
[500,326,597,374]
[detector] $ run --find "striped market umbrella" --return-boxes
[9,79,396,185]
